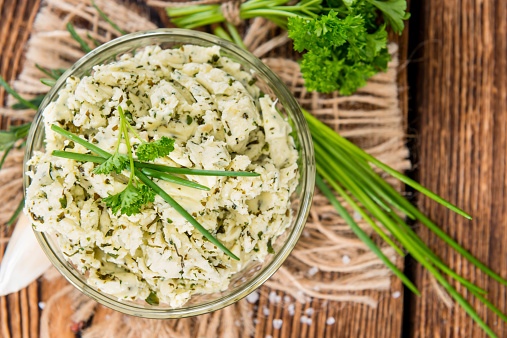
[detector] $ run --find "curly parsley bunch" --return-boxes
[289,0,409,95]
[167,0,410,96]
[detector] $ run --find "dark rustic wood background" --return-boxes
[0,0,506,337]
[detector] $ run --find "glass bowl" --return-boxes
[23,29,315,318]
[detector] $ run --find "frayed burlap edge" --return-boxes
[0,2,409,337]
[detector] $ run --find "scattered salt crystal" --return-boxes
[38,302,45,310]
[254,319,259,325]
[266,335,273,338]
[353,211,362,221]
[392,291,401,299]
[308,266,319,277]
[283,295,292,303]
[272,319,283,329]
[326,317,336,325]
[300,315,312,325]
[342,255,351,264]
[235,320,241,327]
[288,304,295,316]
[246,291,259,303]
[263,306,270,316]
[276,295,282,303]
[303,230,310,237]
[305,308,314,316]
[268,291,277,303]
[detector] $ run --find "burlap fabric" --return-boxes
[0,0,410,336]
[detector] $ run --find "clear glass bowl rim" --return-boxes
[23,28,315,318]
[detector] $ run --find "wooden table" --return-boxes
[1,0,506,337]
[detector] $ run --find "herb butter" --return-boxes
[25,45,298,307]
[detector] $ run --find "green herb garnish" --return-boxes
[166,0,410,95]
[50,123,239,261]
[267,238,275,254]
[145,291,159,305]
[136,137,175,162]
[66,23,92,53]
[306,109,507,337]
[52,151,260,177]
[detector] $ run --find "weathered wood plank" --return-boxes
[408,0,507,337]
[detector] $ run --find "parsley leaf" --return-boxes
[289,11,391,95]
[103,181,154,216]
[366,0,410,34]
[136,136,175,162]
[93,152,129,174]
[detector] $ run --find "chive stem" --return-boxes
[66,23,92,53]
[316,174,419,294]
[50,125,238,259]
[0,74,38,110]
[51,150,259,177]
[91,0,127,35]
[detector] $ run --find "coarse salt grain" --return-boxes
[300,316,309,324]
[38,302,45,310]
[326,317,336,325]
[308,266,319,277]
[246,291,259,303]
[266,335,273,338]
[342,255,351,264]
[283,295,291,303]
[269,291,277,303]
[305,307,314,316]
[263,306,270,316]
[288,303,295,316]
[273,319,283,329]
[393,291,401,299]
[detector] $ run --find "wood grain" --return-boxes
[0,1,410,337]
[0,0,42,337]
[408,0,507,337]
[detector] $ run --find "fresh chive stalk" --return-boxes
[315,175,419,294]
[166,0,321,30]
[0,74,38,110]
[307,107,507,337]
[66,23,93,53]
[50,125,239,260]
[6,197,24,226]
[51,150,259,177]
[91,0,127,35]
[51,151,210,191]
